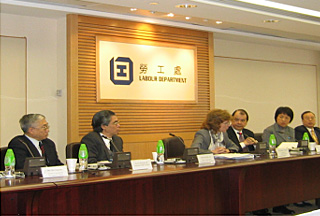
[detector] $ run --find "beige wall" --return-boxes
[214,39,320,132]
[0,13,67,162]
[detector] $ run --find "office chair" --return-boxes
[254,133,263,142]
[162,136,185,160]
[0,147,8,171]
[65,142,80,161]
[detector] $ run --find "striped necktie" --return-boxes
[311,129,319,144]
[39,141,45,156]
[238,132,245,142]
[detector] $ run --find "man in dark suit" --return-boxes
[227,109,257,152]
[227,109,271,215]
[295,111,319,144]
[8,114,63,170]
[294,111,319,207]
[81,110,123,163]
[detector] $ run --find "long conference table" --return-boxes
[1,152,320,215]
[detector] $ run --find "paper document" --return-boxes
[277,142,298,149]
[214,153,254,160]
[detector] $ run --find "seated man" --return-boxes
[81,110,123,163]
[227,109,257,152]
[295,111,319,144]
[8,114,63,170]
[294,111,319,208]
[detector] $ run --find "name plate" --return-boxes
[197,154,215,165]
[276,148,290,158]
[41,165,69,178]
[130,159,152,171]
[316,145,320,153]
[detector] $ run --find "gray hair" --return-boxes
[19,114,46,133]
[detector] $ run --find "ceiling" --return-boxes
[1,0,320,50]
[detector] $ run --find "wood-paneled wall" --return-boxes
[67,15,214,159]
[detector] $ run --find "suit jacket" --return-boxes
[81,131,123,163]
[262,123,295,147]
[227,127,255,152]
[191,129,240,154]
[295,125,320,143]
[8,135,63,170]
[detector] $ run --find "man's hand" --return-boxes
[244,137,258,146]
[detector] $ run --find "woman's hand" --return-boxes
[212,147,230,154]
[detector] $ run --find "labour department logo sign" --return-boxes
[110,57,133,85]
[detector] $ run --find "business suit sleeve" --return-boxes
[81,132,100,163]
[262,126,272,144]
[243,129,255,151]
[44,139,63,166]
[8,136,31,170]
[191,130,212,154]
[295,126,305,141]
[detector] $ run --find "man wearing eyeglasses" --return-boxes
[8,114,63,170]
[81,110,123,163]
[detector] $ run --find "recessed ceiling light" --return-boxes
[149,2,159,5]
[130,8,137,11]
[216,20,223,24]
[175,4,197,8]
[167,13,174,17]
[263,19,279,23]
[186,17,191,20]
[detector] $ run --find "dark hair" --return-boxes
[201,109,231,133]
[301,111,315,120]
[19,114,46,133]
[274,106,294,123]
[231,109,249,121]
[91,110,116,132]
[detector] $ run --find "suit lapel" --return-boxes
[22,135,41,157]
[231,129,240,145]
[95,133,112,160]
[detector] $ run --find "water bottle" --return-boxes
[302,132,310,141]
[78,144,88,171]
[4,149,16,178]
[156,140,165,164]
[269,134,277,154]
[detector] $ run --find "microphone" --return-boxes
[169,133,185,145]
[102,135,121,152]
[110,139,121,153]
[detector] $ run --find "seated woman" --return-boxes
[262,106,295,146]
[191,109,239,154]
[262,106,296,215]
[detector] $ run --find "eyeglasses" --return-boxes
[104,121,120,126]
[223,121,230,125]
[111,121,120,125]
[33,124,50,130]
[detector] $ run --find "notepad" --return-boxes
[213,153,254,160]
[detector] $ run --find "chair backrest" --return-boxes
[254,133,263,142]
[162,136,185,159]
[66,142,80,160]
[0,147,8,171]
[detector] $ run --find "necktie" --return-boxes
[238,132,245,142]
[311,129,319,144]
[101,135,112,150]
[39,141,45,156]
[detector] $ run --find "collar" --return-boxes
[232,127,242,134]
